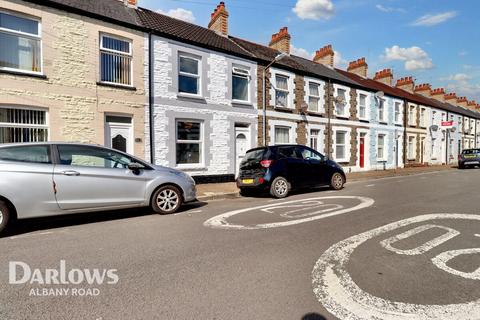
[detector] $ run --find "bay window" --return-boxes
[0,107,48,143]
[275,75,289,108]
[176,120,202,165]
[100,34,132,86]
[308,82,321,112]
[0,11,41,74]
[232,67,249,102]
[178,54,201,95]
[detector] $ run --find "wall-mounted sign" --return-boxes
[441,121,454,129]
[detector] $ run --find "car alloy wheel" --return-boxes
[270,177,290,198]
[156,189,180,213]
[331,173,345,190]
[0,209,3,226]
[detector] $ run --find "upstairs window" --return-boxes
[378,99,386,122]
[394,102,401,124]
[308,82,321,112]
[335,88,347,117]
[0,11,41,74]
[358,94,367,119]
[178,55,200,95]
[232,67,250,102]
[420,108,426,127]
[100,34,132,86]
[408,106,416,126]
[275,75,289,108]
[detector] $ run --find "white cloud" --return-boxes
[440,73,471,82]
[157,8,196,23]
[334,50,347,68]
[291,45,314,60]
[293,0,334,20]
[411,11,457,27]
[458,50,468,56]
[383,45,434,71]
[375,4,406,13]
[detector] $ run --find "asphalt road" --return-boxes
[0,168,479,320]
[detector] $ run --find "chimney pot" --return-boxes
[208,1,229,36]
[313,44,334,67]
[269,27,291,54]
[373,68,393,86]
[347,57,368,77]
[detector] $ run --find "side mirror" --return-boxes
[128,162,144,174]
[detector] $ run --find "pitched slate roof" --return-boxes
[137,8,254,59]
[230,36,359,87]
[23,0,142,28]
[336,69,480,119]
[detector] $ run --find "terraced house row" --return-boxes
[1,0,480,182]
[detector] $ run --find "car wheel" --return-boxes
[151,185,183,214]
[330,172,345,190]
[0,201,10,235]
[270,176,290,198]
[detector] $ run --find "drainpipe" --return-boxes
[445,112,449,165]
[148,32,155,164]
[262,67,267,146]
[326,78,332,159]
[403,99,408,166]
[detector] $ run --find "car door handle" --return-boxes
[62,170,80,176]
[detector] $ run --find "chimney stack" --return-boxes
[457,96,468,107]
[313,45,334,67]
[414,83,432,97]
[395,76,414,93]
[121,0,137,7]
[208,2,229,36]
[347,58,368,77]
[444,92,457,104]
[373,68,393,86]
[431,88,445,102]
[269,27,291,54]
[467,100,477,110]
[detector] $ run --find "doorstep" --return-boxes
[195,165,455,201]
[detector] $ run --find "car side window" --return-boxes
[277,147,300,159]
[0,145,51,164]
[57,145,135,169]
[297,147,323,161]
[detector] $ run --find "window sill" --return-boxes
[359,119,370,123]
[177,93,206,102]
[306,111,325,117]
[335,115,350,120]
[0,69,47,79]
[97,82,136,91]
[274,106,295,113]
[176,166,207,171]
[379,121,388,125]
[232,100,254,108]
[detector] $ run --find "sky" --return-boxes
[138,0,480,102]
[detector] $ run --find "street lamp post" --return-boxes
[262,52,288,146]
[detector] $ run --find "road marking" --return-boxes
[188,210,203,214]
[312,213,480,320]
[431,248,480,280]
[366,184,375,187]
[204,196,374,230]
[475,234,480,237]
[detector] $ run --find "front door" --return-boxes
[105,116,133,154]
[235,127,250,177]
[359,134,365,169]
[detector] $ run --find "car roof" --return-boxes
[0,142,103,148]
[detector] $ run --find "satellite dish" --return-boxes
[300,102,309,114]
[334,96,346,104]
[375,91,384,99]
[450,127,456,133]
[429,125,439,132]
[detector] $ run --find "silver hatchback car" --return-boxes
[0,142,197,234]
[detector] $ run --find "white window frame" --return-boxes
[99,33,133,87]
[334,84,350,118]
[378,98,386,123]
[333,127,351,163]
[269,120,297,146]
[0,10,43,75]
[0,106,49,142]
[408,105,416,126]
[306,80,324,113]
[178,53,202,97]
[274,74,291,109]
[420,108,426,127]
[307,124,325,154]
[357,90,370,121]
[175,119,204,168]
[377,133,387,161]
[407,135,416,160]
[394,101,402,125]
[231,65,250,104]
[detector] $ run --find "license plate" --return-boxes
[464,155,476,158]
[464,161,479,165]
[242,179,254,184]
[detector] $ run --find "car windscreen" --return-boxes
[462,149,480,155]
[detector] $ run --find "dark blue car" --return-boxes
[237,145,346,198]
[458,149,480,169]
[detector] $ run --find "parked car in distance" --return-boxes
[237,145,346,198]
[458,148,480,169]
[0,142,197,234]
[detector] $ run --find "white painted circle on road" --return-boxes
[204,196,374,230]
[312,214,480,320]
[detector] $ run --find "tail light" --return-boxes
[258,177,265,184]
[260,160,274,168]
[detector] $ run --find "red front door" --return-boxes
[360,136,365,168]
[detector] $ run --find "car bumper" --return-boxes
[183,183,197,202]
[237,177,270,189]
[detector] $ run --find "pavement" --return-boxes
[196,165,455,200]
[0,167,479,320]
